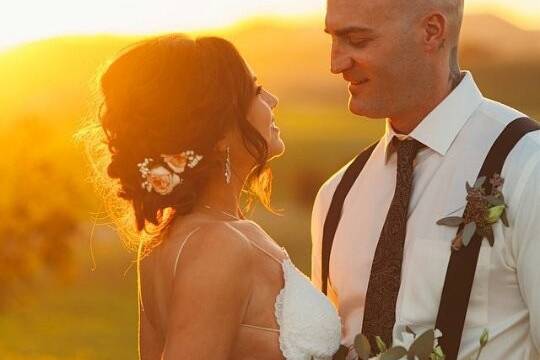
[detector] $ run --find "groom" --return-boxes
[311,0,540,359]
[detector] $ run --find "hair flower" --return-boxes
[161,153,188,173]
[137,150,203,195]
[142,165,182,195]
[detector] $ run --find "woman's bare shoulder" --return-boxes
[163,217,254,271]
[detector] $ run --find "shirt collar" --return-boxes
[383,71,484,163]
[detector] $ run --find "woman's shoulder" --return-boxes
[164,216,255,269]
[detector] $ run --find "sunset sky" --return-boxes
[1,0,539,50]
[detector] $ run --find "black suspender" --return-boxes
[321,141,378,295]
[320,117,539,357]
[435,117,539,359]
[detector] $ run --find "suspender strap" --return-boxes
[321,142,378,295]
[435,117,539,360]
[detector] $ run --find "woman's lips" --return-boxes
[271,119,280,132]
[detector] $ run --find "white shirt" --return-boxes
[311,72,540,359]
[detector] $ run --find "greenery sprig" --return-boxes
[437,174,508,251]
[331,328,490,360]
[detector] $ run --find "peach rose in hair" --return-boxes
[147,166,182,195]
[162,154,188,174]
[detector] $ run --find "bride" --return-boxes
[87,34,341,359]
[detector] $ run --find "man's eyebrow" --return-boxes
[324,26,374,36]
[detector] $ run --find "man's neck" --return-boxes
[388,72,464,135]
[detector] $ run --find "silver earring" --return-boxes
[224,147,232,184]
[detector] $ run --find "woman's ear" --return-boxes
[215,131,234,152]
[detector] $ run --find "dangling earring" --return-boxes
[224,146,232,184]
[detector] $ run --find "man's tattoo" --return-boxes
[449,46,462,90]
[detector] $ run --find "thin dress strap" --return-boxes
[238,233,288,334]
[172,223,285,334]
[221,221,288,264]
[247,239,288,265]
[239,238,284,333]
[173,227,202,276]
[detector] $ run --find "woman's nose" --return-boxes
[264,90,279,108]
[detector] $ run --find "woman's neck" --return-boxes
[194,170,247,218]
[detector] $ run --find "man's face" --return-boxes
[326,0,425,119]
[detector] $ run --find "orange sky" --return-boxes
[1,0,539,50]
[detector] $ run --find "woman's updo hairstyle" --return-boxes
[80,34,273,252]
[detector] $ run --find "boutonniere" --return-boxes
[437,174,509,251]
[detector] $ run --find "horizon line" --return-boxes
[0,10,538,53]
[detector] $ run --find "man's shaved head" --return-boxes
[404,0,464,46]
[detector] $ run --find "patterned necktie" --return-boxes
[361,137,424,349]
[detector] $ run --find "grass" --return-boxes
[0,238,138,360]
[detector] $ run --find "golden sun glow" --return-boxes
[1,0,539,50]
[467,0,540,30]
[0,0,325,50]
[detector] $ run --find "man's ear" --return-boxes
[422,12,447,51]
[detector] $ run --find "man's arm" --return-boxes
[512,148,540,351]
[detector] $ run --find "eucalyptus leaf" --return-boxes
[462,222,477,247]
[480,329,490,347]
[333,345,350,360]
[376,336,388,354]
[501,210,509,227]
[485,195,504,206]
[381,346,408,360]
[486,205,506,223]
[474,176,486,189]
[354,334,371,360]
[436,216,464,227]
[408,329,435,360]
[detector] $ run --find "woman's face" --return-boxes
[246,81,285,160]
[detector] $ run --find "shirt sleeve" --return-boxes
[311,186,326,290]
[512,144,540,351]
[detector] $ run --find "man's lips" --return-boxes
[348,79,370,93]
[348,79,369,85]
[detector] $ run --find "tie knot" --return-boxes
[394,138,424,163]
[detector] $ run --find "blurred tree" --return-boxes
[0,116,93,309]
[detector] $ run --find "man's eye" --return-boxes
[348,38,370,48]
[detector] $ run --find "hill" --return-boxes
[0,14,539,125]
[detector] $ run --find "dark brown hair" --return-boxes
[79,34,273,253]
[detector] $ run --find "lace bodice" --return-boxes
[274,257,342,360]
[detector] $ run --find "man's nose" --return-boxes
[330,41,353,74]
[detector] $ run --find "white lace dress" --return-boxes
[274,256,342,360]
[173,225,342,360]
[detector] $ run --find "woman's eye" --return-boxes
[256,86,263,95]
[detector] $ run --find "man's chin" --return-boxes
[348,97,384,119]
